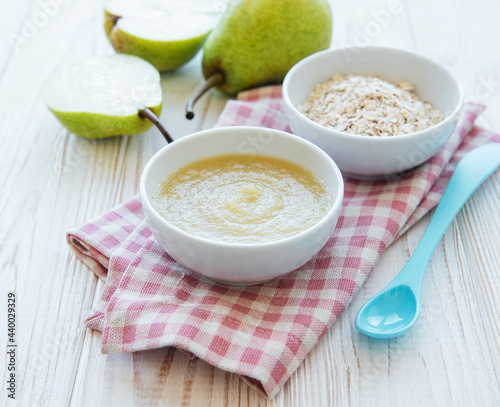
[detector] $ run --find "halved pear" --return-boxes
[104,0,221,72]
[42,54,170,140]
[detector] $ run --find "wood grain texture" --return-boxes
[0,0,499,406]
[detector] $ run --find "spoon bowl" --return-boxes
[356,285,419,339]
[355,143,500,339]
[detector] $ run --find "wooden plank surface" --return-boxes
[0,0,499,406]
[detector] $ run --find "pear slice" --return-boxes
[104,0,221,72]
[42,54,172,141]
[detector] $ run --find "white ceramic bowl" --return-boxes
[140,126,344,285]
[283,46,464,179]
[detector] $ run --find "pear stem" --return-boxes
[139,108,174,144]
[185,72,224,120]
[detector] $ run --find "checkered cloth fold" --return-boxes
[67,86,499,398]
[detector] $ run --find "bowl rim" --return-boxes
[140,126,345,249]
[282,45,465,143]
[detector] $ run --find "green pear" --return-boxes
[104,0,221,72]
[42,54,172,141]
[186,0,332,118]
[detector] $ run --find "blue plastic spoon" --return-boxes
[355,143,500,339]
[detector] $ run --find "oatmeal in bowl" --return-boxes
[282,46,463,179]
[299,74,443,137]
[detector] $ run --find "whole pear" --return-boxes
[185,0,332,118]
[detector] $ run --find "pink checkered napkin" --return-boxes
[67,86,499,399]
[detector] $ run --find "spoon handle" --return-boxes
[393,143,500,290]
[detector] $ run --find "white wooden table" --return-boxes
[1,0,499,405]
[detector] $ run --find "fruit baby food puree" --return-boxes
[152,154,333,243]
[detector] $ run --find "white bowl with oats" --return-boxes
[282,46,464,179]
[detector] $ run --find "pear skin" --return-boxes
[48,104,162,139]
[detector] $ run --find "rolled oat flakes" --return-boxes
[299,74,443,137]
